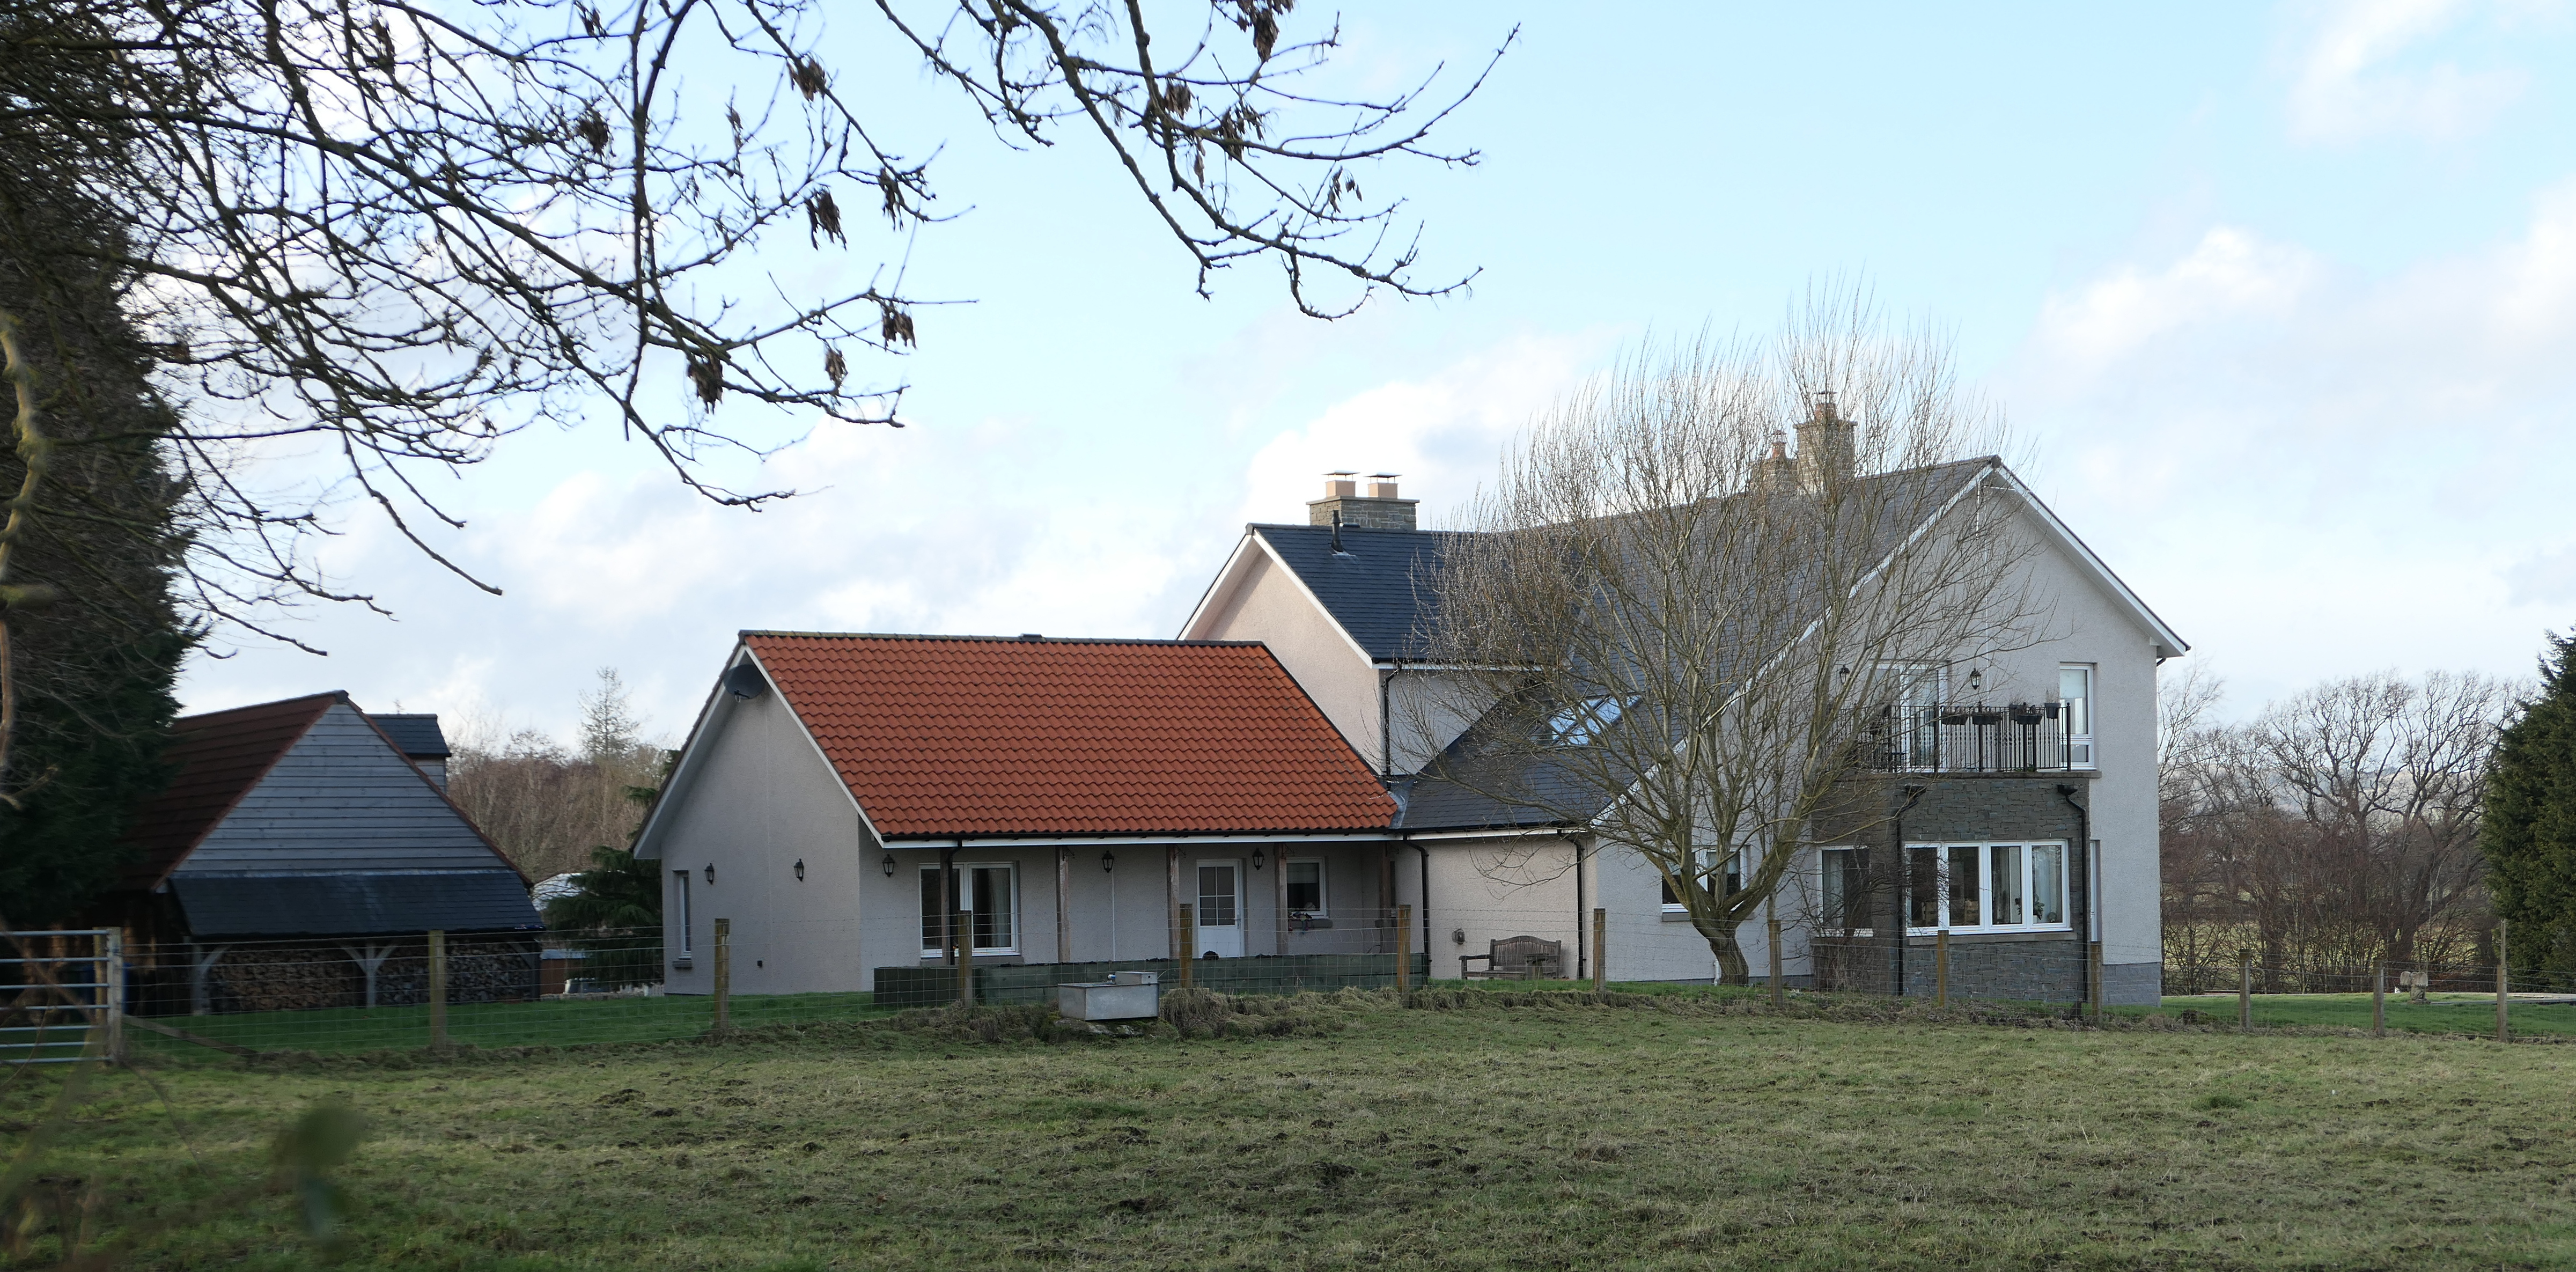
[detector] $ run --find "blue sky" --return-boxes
[184,1,2576,746]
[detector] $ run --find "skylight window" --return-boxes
[1544,695,1633,747]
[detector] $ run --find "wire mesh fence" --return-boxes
[24,908,2576,1065]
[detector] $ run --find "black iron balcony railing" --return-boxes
[1861,702,2080,774]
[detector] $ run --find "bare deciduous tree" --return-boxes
[2166,670,2515,979]
[0,0,1505,804]
[1410,296,2045,982]
[448,668,665,880]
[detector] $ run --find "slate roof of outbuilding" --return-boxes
[739,633,1399,838]
[121,693,340,888]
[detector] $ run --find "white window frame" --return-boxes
[919,863,1022,958]
[671,870,694,958]
[2058,664,2095,769]
[1660,849,1743,913]
[1816,845,1872,936]
[1284,858,1328,917]
[1901,841,2072,936]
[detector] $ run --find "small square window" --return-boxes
[1286,860,1326,915]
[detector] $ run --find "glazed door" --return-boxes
[1195,862,1244,958]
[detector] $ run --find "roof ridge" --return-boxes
[741,630,1267,646]
[173,690,347,728]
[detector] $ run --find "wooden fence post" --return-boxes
[1767,916,1785,1009]
[713,917,732,1031]
[2372,965,2386,1038]
[100,929,124,1064]
[2497,919,2510,1044]
[1396,905,1412,993]
[2236,954,2250,1033]
[1177,904,1195,989]
[1591,908,1607,992]
[428,930,450,1049]
[1934,930,1949,1008]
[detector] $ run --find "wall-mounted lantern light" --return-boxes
[1101,850,1116,873]
[703,863,716,885]
[794,858,806,881]
[1252,849,1267,871]
[1452,928,1467,946]
[881,854,896,877]
[1967,667,1985,694]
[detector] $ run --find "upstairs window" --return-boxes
[2059,665,2095,768]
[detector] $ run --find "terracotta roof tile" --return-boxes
[740,634,1396,839]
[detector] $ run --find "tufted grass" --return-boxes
[8,988,2576,1269]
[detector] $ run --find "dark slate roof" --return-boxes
[170,870,541,937]
[367,713,452,760]
[122,694,338,888]
[1249,524,1462,661]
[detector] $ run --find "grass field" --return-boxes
[110,991,892,1058]
[10,987,2576,1269]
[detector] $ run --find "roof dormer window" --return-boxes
[1544,695,1634,747]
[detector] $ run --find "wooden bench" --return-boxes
[1460,935,1564,981]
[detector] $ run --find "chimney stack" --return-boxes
[1794,391,1856,489]
[1307,470,1418,532]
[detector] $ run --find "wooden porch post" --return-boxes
[1167,847,1182,961]
[1056,847,1071,965]
[1274,844,1290,957]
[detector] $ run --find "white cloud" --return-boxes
[2036,227,2317,364]
[2008,177,2576,715]
[1235,331,1610,530]
[2286,0,2527,143]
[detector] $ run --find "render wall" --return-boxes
[1960,509,2167,997]
[652,687,872,995]
[869,841,1400,978]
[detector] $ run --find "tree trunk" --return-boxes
[1702,919,1750,985]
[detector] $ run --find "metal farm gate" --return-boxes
[1,930,122,1065]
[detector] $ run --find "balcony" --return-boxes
[1860,702,2083,774]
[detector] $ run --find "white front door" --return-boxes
[1195,862,1244,958]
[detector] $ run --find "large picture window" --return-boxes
[1902,842,2070,933]
[919,864,1021,956]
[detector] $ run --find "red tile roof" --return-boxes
[121,693,338,888]
[739,633,1397,838]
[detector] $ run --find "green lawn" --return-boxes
[9,988,2576,1269]
[114,991,890,1057]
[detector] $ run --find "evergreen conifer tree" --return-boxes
[0,21,194,925]
[2483,633,2576,974]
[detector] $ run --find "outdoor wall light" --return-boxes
[1967,667,1985,693]
[703,863,716,885]
[881,854,896,877]
[794,858,806,881]
[1252,849,1267,871]
[1452,928,1467,946]
[1101,850,1117,873]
